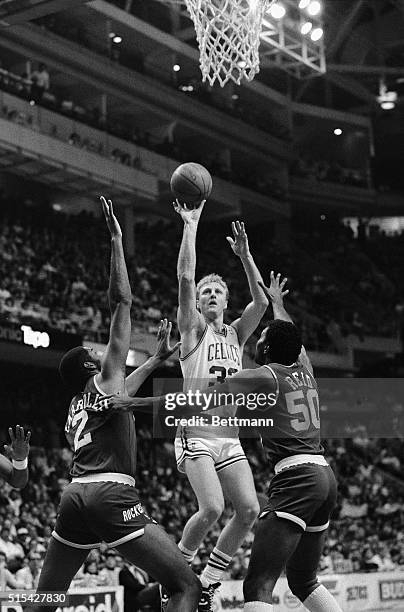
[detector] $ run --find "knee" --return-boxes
[199,500,224,524]
[171,571,201,601]
[243,572,276,604]
[286,567,319,602]
[235,500,260,527]
[184,573,202,601]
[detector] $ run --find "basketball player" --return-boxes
[0,425,30,489]
[173,201,267,609]
[35,197,200,612]
[107,271,342,612]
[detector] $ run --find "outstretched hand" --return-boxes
[258,271,289,305]
[226,221,250,259]
[155,319,181,361]
[101,196,122,238]
[173,199,205,225]
[4,426,31,461]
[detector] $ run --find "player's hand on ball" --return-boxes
[173,199,205,225]
[226,221,250,259]
[155,319,181,361]
[258,271,289,304]
[101,196,122,238]
[4,426,31,461]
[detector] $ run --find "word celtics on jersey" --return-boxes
[179,323,242,437]
[180,323,241,390]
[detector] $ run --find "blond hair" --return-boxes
[196,274,229,300]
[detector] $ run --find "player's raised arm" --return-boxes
[175,200,206,338]
[228,221,268,347]
[259,271,313,374]
[125,319,180,397]
[97,196,132,394]
[0,426,30,489]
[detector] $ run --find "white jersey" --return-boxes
[179,323,242,438]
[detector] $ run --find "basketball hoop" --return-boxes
[162,0,273,87]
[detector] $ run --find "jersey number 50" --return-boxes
[285,389,320,432]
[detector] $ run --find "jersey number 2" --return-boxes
[285,389,320,432]
[72,410,92,451]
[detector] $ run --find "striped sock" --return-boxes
[244,603,273,611]
[201,547,232,586]
[178,541,197,565]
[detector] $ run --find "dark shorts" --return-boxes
[260,464,337,532]
[53,481,156,549]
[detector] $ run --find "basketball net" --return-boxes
[179,0,273,87]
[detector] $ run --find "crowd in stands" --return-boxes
[0,63,285,200]
[0,360,403,592]
[291,154,369,188]
[0,197,402,354]
[35,11,291,143]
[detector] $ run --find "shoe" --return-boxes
[159,584,169,612]
[198,582,221,612]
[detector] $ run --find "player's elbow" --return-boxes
[177,271,194,286]
[109,293,132,308]
[254,298,269,312]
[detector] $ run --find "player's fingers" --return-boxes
[226,236,235,247]
[231,221,238,236]
[280,277,288,287]
[270,270,275,280]
[241,221,246,232]
[16,425,23,438]
[108,200,114,216]
[236,220,242,232]
[258,280,268,293]
[8,427,15,442]
[172,341,181,353]
[25,431,31,443]
[167,321,172,336]
[282,289,290,296]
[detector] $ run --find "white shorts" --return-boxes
[174,435,247,474]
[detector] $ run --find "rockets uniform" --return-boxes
[244,361,337,532]
[53,375,155,549]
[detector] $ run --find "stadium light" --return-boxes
[334,128,342,136]
[301,21,312,35]
[377,84,397,110]
[311,27,323,41]
[269,2,286,19]
[298,0,311,9]
[173,64,181,72]
[381,101,395,110]
[307,1,322,16]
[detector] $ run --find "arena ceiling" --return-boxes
[1,0,404,189]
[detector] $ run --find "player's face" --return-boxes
[84,347,102,370]
[197,282,228,318]
[255,327,269,365]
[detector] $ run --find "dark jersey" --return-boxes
[65,376,137,479]
[258,362,324,468]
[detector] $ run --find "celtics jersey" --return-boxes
[179,323,242,438]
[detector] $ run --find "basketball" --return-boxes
[170,162,212,206]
